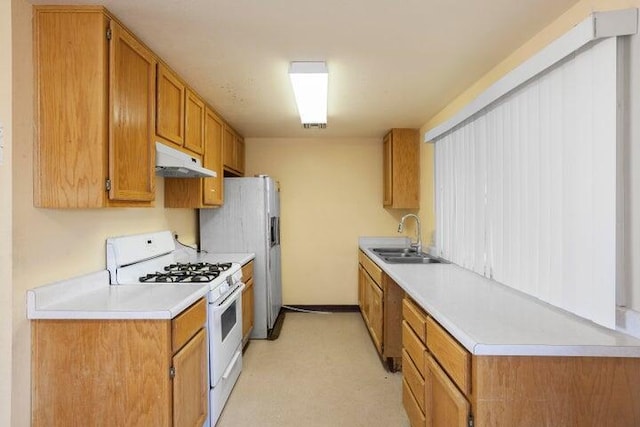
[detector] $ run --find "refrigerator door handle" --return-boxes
[270,216,280,247]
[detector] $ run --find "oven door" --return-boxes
[209,283,244,387]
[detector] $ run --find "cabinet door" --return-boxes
[358,265,366,314]
[383,132,393,206]
[109,20,156,202]
[173,328,208,427]
[223,125,236,171]
[156,63,185,146]
[236,135,245,175]
[242,277,255,338]
[425,353,470,427]
[184,89,205,154]
[367,275,383,355]
[203,108,224,206]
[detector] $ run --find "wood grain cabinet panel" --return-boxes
[222,125,245,176]
[156,63,185,146]
[241,260,255,344]
[34,7,156,208]
[202,108,224,205]
[172,328,208,427]
[383,128,419,209]
[425,353,470,427]
[31,298,208,427]
[357,250,403,371]
[184,89,205,154]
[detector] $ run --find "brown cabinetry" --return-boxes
[184,89,205,155]
[241,260,255,345]
[31,298,208,427]
[156,63,185,147]
[223,125,245,176]
[402,297,470,427]
[358,250,403,370]
[165,107,224,208]
[34,7,156,208]
[383,128,419,209]
[401,296,640,426]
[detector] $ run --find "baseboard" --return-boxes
[283,304,360,313]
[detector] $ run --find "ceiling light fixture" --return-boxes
[288,61,328,128]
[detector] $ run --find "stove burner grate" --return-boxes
[139,262,232,283]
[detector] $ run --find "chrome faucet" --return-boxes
[398,214,422,253]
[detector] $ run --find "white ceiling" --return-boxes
[34,0,580,138]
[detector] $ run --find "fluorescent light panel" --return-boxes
[289,61,328,125]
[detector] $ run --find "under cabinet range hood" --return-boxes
[155,142,216,178]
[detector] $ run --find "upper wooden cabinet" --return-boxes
[383,128,419,209]
[165,106,224,208]
[156,63,185,147]
[184,89,205,155]
[223,125,245,176]
[34,7,156,208]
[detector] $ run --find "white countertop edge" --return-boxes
[472,344,640,358]
[29,310,177,320]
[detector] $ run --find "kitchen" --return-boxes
[4,0,640,426]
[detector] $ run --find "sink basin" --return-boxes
[370,247,448,264]
[382,256,446,264]
[372,247,418,255]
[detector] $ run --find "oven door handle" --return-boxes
[214,283,245,311]
[222,350,242,380]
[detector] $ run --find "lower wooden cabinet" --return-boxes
[31,298,208,427]
[241,260,255,345]
[357,250,403,370]
[401,296,640,426]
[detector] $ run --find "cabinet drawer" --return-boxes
[403,321,426,376]
[403,297,427,342]
[241,260,254,282]
[426,317,471,396]
[172,298,206,353]
[403,379,426,427]
[358,250,382,284]
[402,349,425,412]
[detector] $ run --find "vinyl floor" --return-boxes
[216,311,409,427]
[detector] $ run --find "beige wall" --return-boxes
[245,137,422,305]
[1,0,12,425]
[11,0,199,425]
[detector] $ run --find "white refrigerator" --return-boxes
[199,176,282,339]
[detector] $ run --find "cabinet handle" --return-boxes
[169,366,176,379]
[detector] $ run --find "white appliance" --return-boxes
[200,176,282,339]
[106,230,244,426]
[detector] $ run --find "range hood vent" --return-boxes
[155,142,216,178]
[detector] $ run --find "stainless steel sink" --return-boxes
[382,256,445,264]
[370,247,447,264]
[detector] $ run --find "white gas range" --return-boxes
[106,230,244,426]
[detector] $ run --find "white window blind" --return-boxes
[434,37,619,328]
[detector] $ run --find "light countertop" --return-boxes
[359,237,640,357]
[27,270,209,320]
[27,252,255,320]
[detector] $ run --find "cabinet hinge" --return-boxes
[106,27,112,41]
[169,366,176,379]
[468,414,474,427]
[105,178,111,191]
